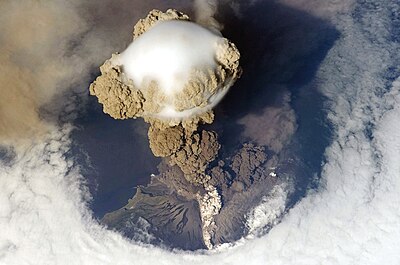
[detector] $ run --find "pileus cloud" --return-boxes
[90,9,240,124]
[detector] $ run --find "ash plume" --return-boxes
[90,9,242,248]
[0,1,86,144]
[89,9,240,185]
[193,0,223,31]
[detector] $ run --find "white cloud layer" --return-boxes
[119,21,220,94]
[1,0,400,265]
[245,184,288,236]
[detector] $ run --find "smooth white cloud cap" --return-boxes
[113,20,232,119]
[118,20,220,94]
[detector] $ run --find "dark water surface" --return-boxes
[71,98,160,218]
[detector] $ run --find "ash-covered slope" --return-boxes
[102,175,206,250]
[102,143,282,249]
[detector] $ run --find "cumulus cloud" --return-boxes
[245,184,288,236]
[1,0,400,265]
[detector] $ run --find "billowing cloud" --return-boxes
[89,9,240,123]
[1,0,400,265]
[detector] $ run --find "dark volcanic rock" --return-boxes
[102,143,282,249]
[102,177,206,250]
[208,144,278,245]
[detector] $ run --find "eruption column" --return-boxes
[90,9,241,249]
